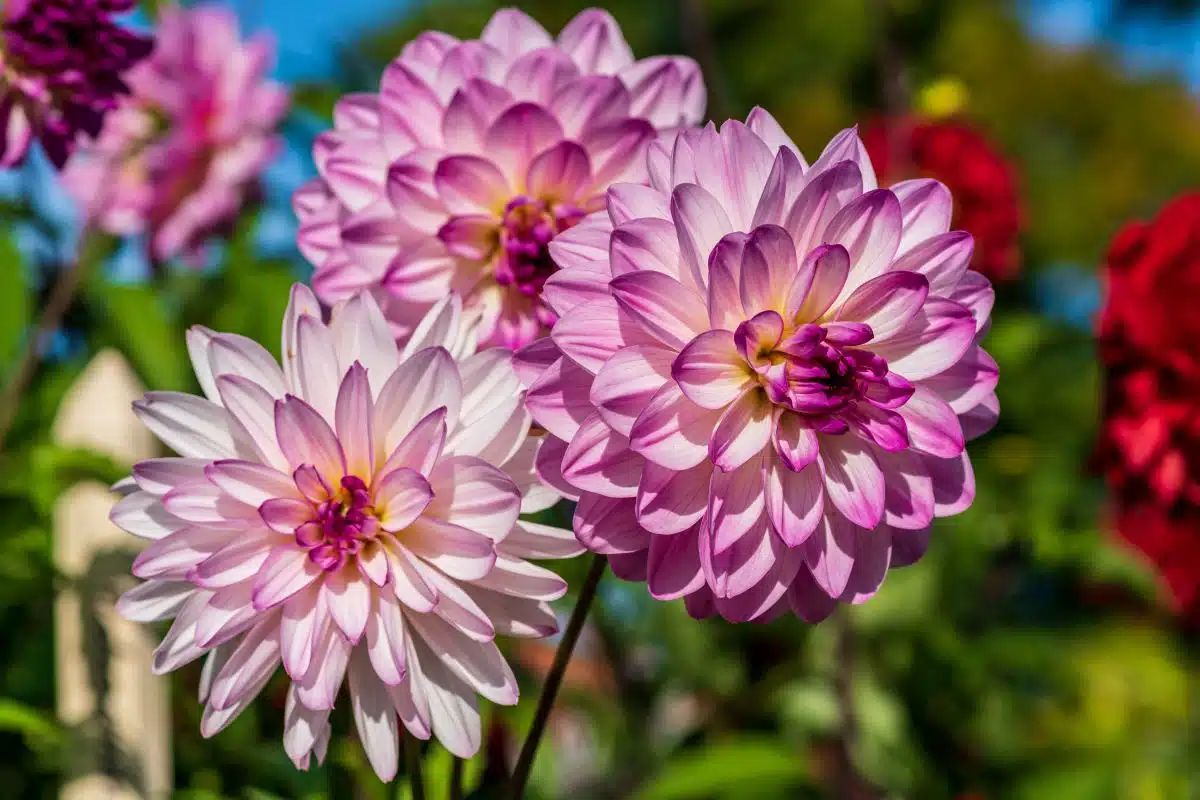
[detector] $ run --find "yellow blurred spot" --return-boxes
[990,435,1034,475]
[917,77,969,119]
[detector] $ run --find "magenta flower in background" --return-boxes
[518,109,998,623]
[0,0,153,168]
[61,5,288,262]
[112,285,578,776]
[296,7,705,349]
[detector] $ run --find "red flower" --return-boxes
[862,116,1023,283]
[1096,192,1200,621]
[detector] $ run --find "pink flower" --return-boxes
[61,6,288,262]
[112,285,578,777]
[295,8,705,349]
[518,109,998,623]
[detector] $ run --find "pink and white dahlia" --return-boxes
[295,7,705,349]
[519,109,998,623]
[61,6,288,262]
[112,285,577,777]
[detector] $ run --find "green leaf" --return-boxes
[632,738,809,800]
[0,699,64,763]
[86,281,190,391]
[0,231,30,380]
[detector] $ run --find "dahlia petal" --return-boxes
[948,271,995,333]
[407,613,518,706]
[790,244,851,324]
[714,545,805,622]
[294,312,342,424]
[818,434,886,529]
[282,284,322,384]
[700,513,778,599]
[280,583,322,679]
[151,594,211,674]
[551,296,654,374]
[333,364,375,477]
[111,490,187,540]
[647,529,705,600]
[560,412,642,498]
[208,617,281,711]
[463,588,557,638]
[375,468,435,532]
[348,649,401,781]
[609,217,684,280]
[891,231,974,296]
[447,391,529,467]
[922,451,976,516]
[525,356,594,441]
[552,75,631,138]
[607,551,650,582]
[133,392,246,460]
[890,526,931,567]
[328,293,402,397]
[746,107,803,159]
[116,579,192,623]
[870,298,976,381]
[200,660,274,738]
[784,160,863,264]
[809,127,877,191]
[367,588,408,684]
[558,8,634,73]
[804,512,857,597]
[542,258,611,316]
[961,392,999,441]
[574,494,650,554]
[835,270,928,340]
[607,182,671,225]
[921,345,999,414]
[483,102,564,185]
[191,533,278,589]
[327,566,371,642]
[629,381,722,471]
[389,639,433,741]
[840,527,892,604]
[694,121,775,230]
[897,385,965,458]
[590,345,675,436]
[708,453,767,553]
[427,455,521,540]
[534,435,580,501]
[772,410,820,471]
[671,183,734,290]
[526,140,592,200]
[205,460,296,508]
[186,327,221,403]
[826,189,903,297]
[709,389,773,471]
[501,520,586,559]
[622,55,705,128]
[275,394,347,485]
[611,268,709,350]
[707,232,749,329]
[434,154,509,215]
[740,223,799,316]
[379,407,447,484]
[892,179,953,256]
[295,616,352,710]
[381,540,439,612]
[253,545,323,611]
[441,78,513,154]
[207,333,287,398]
[260,497,315,534]
[414,644,482,758]
[787,568,838,623]
[132,526,230,580]
[504,47,581,105]
[472,554,567,601]
[399,295,470,360]
[422,568,495,641]
[752,147,808,229]
[871,445,935,531]
[284,685,333,769]
[436,214,496,261]
[457,349,523,424]
[161,483,259,528]
[194,583,260,649]
[375,347,463,451]
[481,8,553,58]
[632,459,710,535]
[407,518,497,581]
[214,376,289,470]
[846,404,909,452]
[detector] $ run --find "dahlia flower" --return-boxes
[1096,192,1200,620]
[0,0,153,168]
[519,109,998,622]
[112,285,577,777]
[61,6,287,262]
[296,7,705,349]
[862,116,1022,283]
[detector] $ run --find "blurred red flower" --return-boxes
[1096,192,1200,621]
[862,116,1023,283]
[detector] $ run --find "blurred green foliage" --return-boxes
[0,0,1196,798]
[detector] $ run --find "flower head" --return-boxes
[1096,192,1200,620]
[520,109,998,622]
[0,0,152,168]
[113,285,577,777]
[861,116,1022,283]
[61,6,288,262]
[296,7,705,349]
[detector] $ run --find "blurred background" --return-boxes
[1,0,1198,798]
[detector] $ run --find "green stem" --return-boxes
[404,733,425,800]
[449,756,464,800]
[508,554,607,798]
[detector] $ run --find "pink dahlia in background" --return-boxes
[112,285,577,777]
[296,7,705,349]
[519,109,998,622]
[0,0,153,168]
[61,5,288,262]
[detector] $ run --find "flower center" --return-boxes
[494,195,585,322]
[297,475,380,572]
[735,310,912,435]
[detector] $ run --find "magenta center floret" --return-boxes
[296,475,380,571]
[735,310,915,436]
[494,196,585,320]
